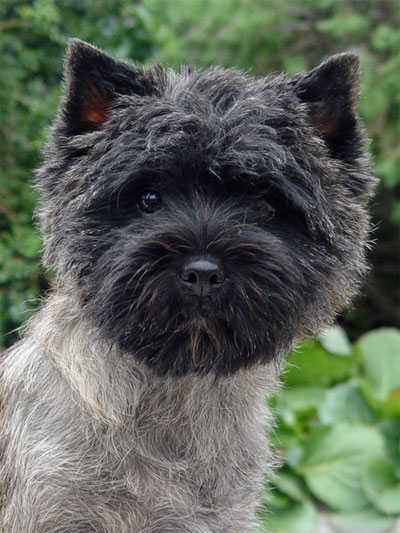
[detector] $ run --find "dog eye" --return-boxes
[138,191,162,213]
[265,205,275,222]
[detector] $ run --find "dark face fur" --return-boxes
[36,40,375,377]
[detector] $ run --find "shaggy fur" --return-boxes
[0,39,375,532]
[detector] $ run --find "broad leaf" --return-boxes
[380,420,400,476]
[329,508,392,532]
[363,458,400,514]
[298,424,385,511]
[383,388,400,417]
[358,329,400,403]
[281,386,326,416]
[319,325,352,356]
[262,500,318,533]
[285,341,352,387]
[272,471,307,502]
[318,380,375,425]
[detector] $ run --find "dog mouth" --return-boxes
[96,272,296,376]
[89,222,304,376]
[117,273,288,376]
[180,290,226,316]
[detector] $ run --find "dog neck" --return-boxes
[24,291,280,431]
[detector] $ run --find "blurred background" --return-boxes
[1,1,399,532]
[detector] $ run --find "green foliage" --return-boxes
[363,458,400,515]
[328,509,392,533]
[259,327,400,532]
[0,0,154,346]
[359,329,400,412]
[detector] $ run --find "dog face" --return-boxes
[36,40,374,376]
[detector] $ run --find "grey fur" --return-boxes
[1,293,279,532]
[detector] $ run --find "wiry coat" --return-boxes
[0,40,375,532]
[0,295,279,532]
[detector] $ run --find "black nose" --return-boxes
[180,257,225,296]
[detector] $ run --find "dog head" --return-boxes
[36,40,375,376]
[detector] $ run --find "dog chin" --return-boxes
[116,315,271,377]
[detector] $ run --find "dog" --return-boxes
[0,39,375,532]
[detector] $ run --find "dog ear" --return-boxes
[291,53,362,158]
[62,39,156,135]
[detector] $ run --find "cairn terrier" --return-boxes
[0,39,375,532]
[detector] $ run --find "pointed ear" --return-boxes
[62,39,156,135]
[291,53,361,157]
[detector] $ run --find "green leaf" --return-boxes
[270,426,300,450]
[298,424,385,511]
[329,508,392,532]
[372,24,400,52]
[380,420,400,475]
[273,394,296,426]
[359,329,400,403]
[274,386,325,425]
[285,445,304,469]
[285,341,353,387]
[272,471,306,502]
[318,380,375,425]
[363,458,400,514]
[262,500,318,533]
[259,487,292,511]
[282,56,308,76]
[316,13,370,39]
[281,386,326,415]
[383,388,400,417]
[319,325,352,356]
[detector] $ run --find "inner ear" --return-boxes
[61,39,160,135]
[80,77,110,126]
[291,53,361,156]
[62,40,119,134]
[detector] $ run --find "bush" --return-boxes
[259,326,400,532]
[0,0,154,346]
